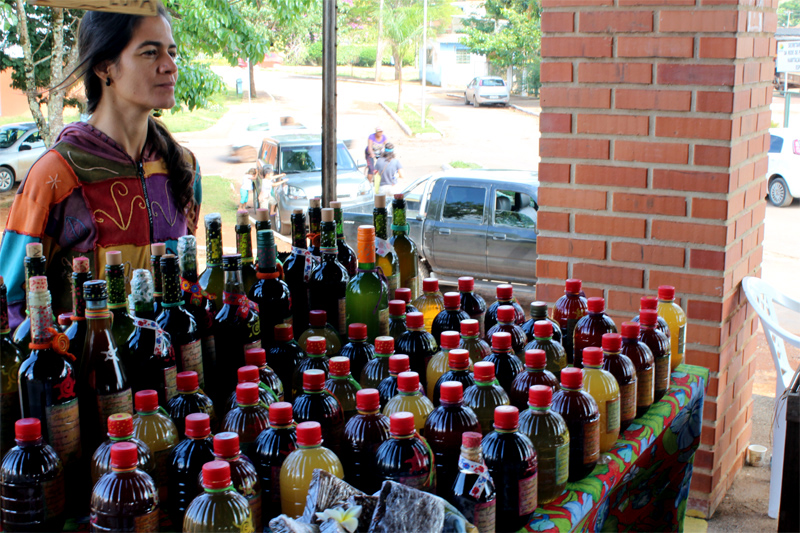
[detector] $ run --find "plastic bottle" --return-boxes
[551,367,600,481]
[601,333,638,432]
[425,330,462,400]
[298,310,342,358]
[235,210,259,293]
[509,349,560,411]
[282,209,312,337]
[383,371,434,435]
[338,323,374,382]
[463,362,510,437]
[292,335,330,400]
[484,284,525,333]
[375,412,435,493]
[551,279,588,365]
[0,418,66,532]
[631,295,671,339]
[325,356,362,421]
[244,347,284,401]
[0,276,22,459]
[280,421,344,518]
[518,385,569,504]
[396,311,438,392]
[132,389,180,501]
[458,277,487,338]
[65,257,90,360]
[221,382,271,459]
[253,402,297,523]
[360,335,394,389]
[223,366,277,417]
[373,194,401,295]
[411,278,445,333]
[378,354,412,408]
[183,460,254,533]
[523,320,568,380]
[248,229,292,346]
[390,193,420,298]
[482,331,524,393]
[657,285,687,371]
[639,309,671,402]
[292,369,345,455]
[459,319,491,363]
[166,412,215,525]
[166,371,217,439]
[521,301,562,345]
[395,287,419,315]
[449,431,497,533]
[341,389,391,494]
[431,292,470,346]
[481,406,537,531]
[345,225,390,343]
[573,297,617,369]
[331,201,359,277]
[266,323,306,404]
[581,347,621,453]
[91,413,154,486]
[620,322,655,418]
[388,299,408,344]
[432,348,475,406]
[486,305,527,359]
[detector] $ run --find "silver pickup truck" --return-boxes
[341,169,539,287]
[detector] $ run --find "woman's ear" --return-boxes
[93,60,113,84]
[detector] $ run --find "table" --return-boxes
[526,364,709,533]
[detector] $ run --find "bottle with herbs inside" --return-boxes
[485,305,527,358]
[167,371,217,438]
[396,311,438,392]
[572,297,617,369]
[341,388,391,494]
[551,367,600,481]
[388,299,407,344]
[198,213,226,316]
[266,323,306,404]
[235,209,259,293]
[523,320,568,381]
[184,460,254,533]
[373,194,400,295]
[283,209,313,337]
[245,347,284,401]
[509,349,560,411]
[248,229,292,347]
[601,333,638,433]
[460,318,491,364]
[91,413,154,486]
[298,310,342,357]
[105,252,134,354]
[307,197,323,257]
[253,402,297,524]
[178,235,217,385]
[458,277,487,337]
[375,411,435,493]
[339,322,374,383]
[620,322,655,418]
[484,284,525,333]
[552,278,588,365]
[166,412,215,526]
[292,369,345,454]
[426,330,462,400]
[221,382,271,459]
[657,285,687,371]
[0,275,22,459]
[522,301,562,345]
[432,348,475,406]
[149,243,167,316]
[291,335,329,400]
[346,225,390,343]
[431,292,469,346]
[65,256,90,359]
[308,208,350,339]
[377,354,413,409]
[383,371,434,435]
[360,335,394,389]
[325,356,362,422]
[639,309,671,403]
[463,361,510,437]
[395,287,419,314]
[411,278,444,334]
[482,331,524,393]
[13,243,47,360]
[449,431,496,533]
[389,193,419,296]
[331,201,358,277]
[222,366,277,418]
[581,347,621,453]
[132,389,179,501]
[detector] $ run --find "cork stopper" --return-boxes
[292,208,304,215]
[309,198,321,208]
[129,269,154,304]
[72,257,90,273]
[255,208,269,222]
[105,251,122,266]
[330,201,342,209]
[322,208,334,223]
[374,194,386,208]
[150,243,166,256]
[237,210,250,225]
[28,276,48,293]
[25,243,43,258]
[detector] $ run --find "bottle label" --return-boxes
[605,396,620,433]
[164,365,178,403]
[473,499,497,532]
[388,272,400,295]
[555,442,569,485]
[406,276,419,301]
[677,324,686,358]
[518,472,537,516]
[96,389,133,433]
[655,356,670,395]
[180,339,204,388]
[244,340,262,357]
[398,472,429,490]
[583,418,600,465]
[619,382,636,424]
[637,366,654,408]
[338,298,347,334]
[45,398,81,463]
[378,307,389,336]
[41,475,65,521]
[133,508,159,532]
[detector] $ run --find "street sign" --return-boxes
[28,0,157,15]
[777,40,800,74]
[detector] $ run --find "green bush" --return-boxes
[301,42,414,67]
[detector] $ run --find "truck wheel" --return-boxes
[418,258,432,279]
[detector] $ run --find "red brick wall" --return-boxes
[537,0,776,518]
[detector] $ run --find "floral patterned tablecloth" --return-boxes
[526,363,708,533]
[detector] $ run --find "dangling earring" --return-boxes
[105,78,112,87]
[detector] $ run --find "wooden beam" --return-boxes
[28,0,157,16]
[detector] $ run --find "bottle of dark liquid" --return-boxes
[458,277,487,338]
[91,413,154,486]
[388,299,407,343]
[253,402,297,524]
[482,331,524,393]
[0,276,22,459]
[509,348,560,411]
[245,347,284,401]
[460,319,491,363]
[346,225,390,343]
[292,369,345,455]
[631,295,671,339]
[360,335,394,389]
[307,197,323,257]
[551,367,600,481]
[325,356,361,422]
[375,411,435,493]
[331,201,358,277]
[341,388,391,493]
[374,194,401,295]
[292,335,329,400]
[266,323,305,404]
[148,243,166,317]
[552,278,588,365]
[389,193,419,298]
[573,297,617,369]
[424,381,480,495]
[523,320,568,380]
[432,348,475,405]
[167,371,217,439]
[339,322,374,383]
[298,309,342,357]
[601,333,638,432]
[449,431,497,533]
[522,301,562,345]
[198,213,226,317]
[431,292,470,346]
[105,253,134,357]
[309,208,350,338]
[485,305,527,358]
[396,311,438,392]
[481,405,537,531]
[395,287,419,314]
[13,243,46,360]
[0,418,66,532]
[426,330,463,400]
[221,382,270,459]
[255,207,272,232]
[131,390,180,502]
[65,256,90,360]
[166,412,215,526]
[620,322,655,418]
[235,209,259,293]
[283,209,312,337]
[248,229,292,346]
[463,362,510,437]
[377,354,412,408]
[184,460,254,533]
[223,366,277,418]
[484,284,525,333]
[639,309,671,402]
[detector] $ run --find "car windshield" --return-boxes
[246,121,271,132]
[280,144,356,173]
[0,126,27,149]
[480,79,505,86]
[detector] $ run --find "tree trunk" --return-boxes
[374,0,384,82]
[394,47,403,113]
[47,7,66,144]
[249,60,257,98]
[15,0,48,145]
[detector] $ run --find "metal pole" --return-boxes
[322,0,337,207]
[421,0,427,128]
[785,92,791,129]
[247,59,252,113]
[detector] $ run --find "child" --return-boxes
[240,168,257,210]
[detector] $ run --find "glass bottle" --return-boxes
[105,252,134,357]
[373,194,401,295]
[377,354,413,409]
[388,299,407,344]
[464,362,510,437]
[481,406,537,532]
[245,347,284,401]
[522,301,562,345]
[283,209,312,337]
[91,413,154,486]
[235,209,259,293]
[57,313,72,332]
[221,382,271,459]
[639,309,671,403]
[411,278,444,333]
[552,278,588,365]
[424,381,480,495]
[346,225,390,343]
[551,367,600,481]
[292,336,329,400]
[266,324,306,404]
[166,412,215,526]
[253,402,297,524]
[631,295,671,339]
[375,412,435,493]
[223,366,277,418]
[341,388,391,494]
[484,284,525,333]
[79,279,133,452]
[426,330,462,400]
[509,349,560,411]
[523,320,568,380]
[0,276,22,459]
[309,208,350,339]
[248,229,292,347]
[482,332,524,393]
[360,335,394,389]
[65,256,90,360]
[390,193,420,298]
[485,305,527,358]
[383,371,434,435]
[255,207,272,232]
[167,371,217,439]
[198,213,226,316]
[325,356,361,422]
[460,319,491,363]
[657,285,687,371]
[292,369,345,455]
[396,311,438,392]
[518,385,569,505]
[458,277,487,338]
[307,197,323,257]
[431,292,470,346]
[432,348,475,406]
[149,243,166,316]
[449,431,497,533]
[132,389,180,502]
[339,322,374,382]
[601,333,638,432]
[299,310,342,357]
[13,243,46,361]
[581,347,620,453]
[183,460,254,533]
[281,424,345,519]
[395,287,419,314]
[620,322,655,418]
[331,201,358,277]
[0,418,66,532]
[573,297,617,369]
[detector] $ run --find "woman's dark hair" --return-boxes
[72,4,196,212]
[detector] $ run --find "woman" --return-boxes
[365,126,387,185]
[374,143,404,197]
[0,5,201,328]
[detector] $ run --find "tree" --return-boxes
[382,3,423,112]
[778,0,800,27]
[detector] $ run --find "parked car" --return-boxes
[464,76,510,107]
[257,133,373,234]
[767,128,800,207]
[341,169,538,286]
[0,122,46,192]
[229,115,306,162]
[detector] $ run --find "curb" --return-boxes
[285,73,388,86]
[379,102,413,136]
[509,104,540,117]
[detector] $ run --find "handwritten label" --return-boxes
[655,357,670,396]
[97,389,133,433]
[473,499,496,532]
[181,340,204,388]
[246,493,262,532]
[378,308,389,336]
[164,366,178,403]
[555,442,569,485]
[518,472,537,516]
[619,382,637,425]
[583,418,599,465]
[605,396,620,434]
[677,324,686,360]
[133,508,159,532]
[46,398,81,463]
[637,367,654,409]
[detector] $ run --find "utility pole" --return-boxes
[322,0,337,207]
[421,0,428,127]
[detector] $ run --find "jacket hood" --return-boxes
[56,121,159,165]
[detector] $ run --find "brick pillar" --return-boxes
[537,0,776,518]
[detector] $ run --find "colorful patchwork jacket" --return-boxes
[0,121,202,329]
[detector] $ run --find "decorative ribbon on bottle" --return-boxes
[415,431,437,489]
[180,278,215,306]
[256,262,285,281]
[307,232,321,249]
[222,292,259,320]
[139,406,172,418]
[291,247,319,283]
[329,374,362,392]
[28,327,75,362]
[391,224,410,233]
[258,381,279,402]
[131,317,168,356]
[457,455,493,498]
[375,237,394,258]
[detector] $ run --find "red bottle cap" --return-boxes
[107,413,134,438]
[274,323,294,341]
[236,382,260,405]
[583,347,604,366]
[135,390,159,413]
[389,412,416,436]
[303,369,326,391]
[269,402,294,426]
[397,371,420,393]
[658,285,675,300]
[328,356,350,377]
[440,331,461,349]
[444,292,461,309]
[406,312,424,328]
[309,310,327,327]
[491,331,512,351]
[395,288,412,304]
[529,384,553,408]
[458,277,474,292]
[494,405,519,430]
[621,322,640,339]
[15,418,41,442]
[561,367,583,389]
[639,309,658,326]
[565,279,582,294]
[57,313,72,327]
[602,333,622,352]
[109,441,138,469]
[185,413,211,438]
[497,305,516,323]
[245,348,267,367]
[440,381,463,403]
[306,336,327,355]
[525,349,546,369]
[534,320,553,338]
[176,371,199,392]
[460,319,480,337]
[423,278,439,293]
[202,460,232,490]
[462,431,482,448]
[496,284,513,300]
[375,336,394,354]
[357,389,381,412]
[640,296,658,310]
[296,421,322,446]
[238,365,261,383]
[448,349,470,370]
[473,361,496,382]
[213,432,241,457]
[389,300,406,316]
[348,323,368,340]
[587,297,605,313]
[388,354,410,374]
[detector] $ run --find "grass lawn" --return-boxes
[158,89,242,133]
[450,161,481,169]
[278,64,420,83]
[0,109,82,127]
[199,174,239,229]
[383,101,439,135]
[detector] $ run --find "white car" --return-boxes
[464,76,510,107]
[0,123,47,193]
[767,128,800,207]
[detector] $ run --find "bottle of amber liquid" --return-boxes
[341,388,391,494]
[325,356,362,422]
[331,201,358,277]
[483,331,524,393]
[308,208,350,339]
[292,369,345,455]
[235,210,259,293]
[377,354,412,408]
[523,320,568,380]
[360,335,394,389]
[253,402,297,524]
[485,305,527,358]
[581,347,620,453]
[484,284,525,332]
[184,460,254,533]
[267,324,306,404]
[105,252,134,356]
[245,347,284,401]
[432,348,475,405]
[199,213,226,316]
[639,309,671,402]
[551,279,588,365]
[657,285,687,371]
[411,278,444,333]
[373,194,401,295]
[339,323,374,382]
[601,333,638,432]
[620,322,655,418]
[0,276,22,459]
[91,413,154,486]
[395,287,419,314]
[299,310,342,357]
[431,292,469,346]
[345,225,390,343]
[458,277,487,337]
[396,311,438,392]
[383,372,434,435]
[292,336,329,400]
[132,389,179,502]
[167,371,217,439]
[248,229,292,347]
[449,431,496,533]
[522,301,562,345]
[426,330,462,400]
[389,193,419,297]
[551,367,600,481]
[375,412,435,493]
[460,319,491,363]
[222,382,271,459]
[509,349,560,411]
[388,299,408,344]
[572,297,617,369]
[463,362,509,437]
[65,256,90,360]
[283,209,312,337]
[13,243,46,360]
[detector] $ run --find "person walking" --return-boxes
[365,126,387,186]
[374,143,404,197]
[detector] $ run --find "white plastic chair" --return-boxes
[742,276,797,519]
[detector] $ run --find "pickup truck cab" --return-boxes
[341,169,539,286]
